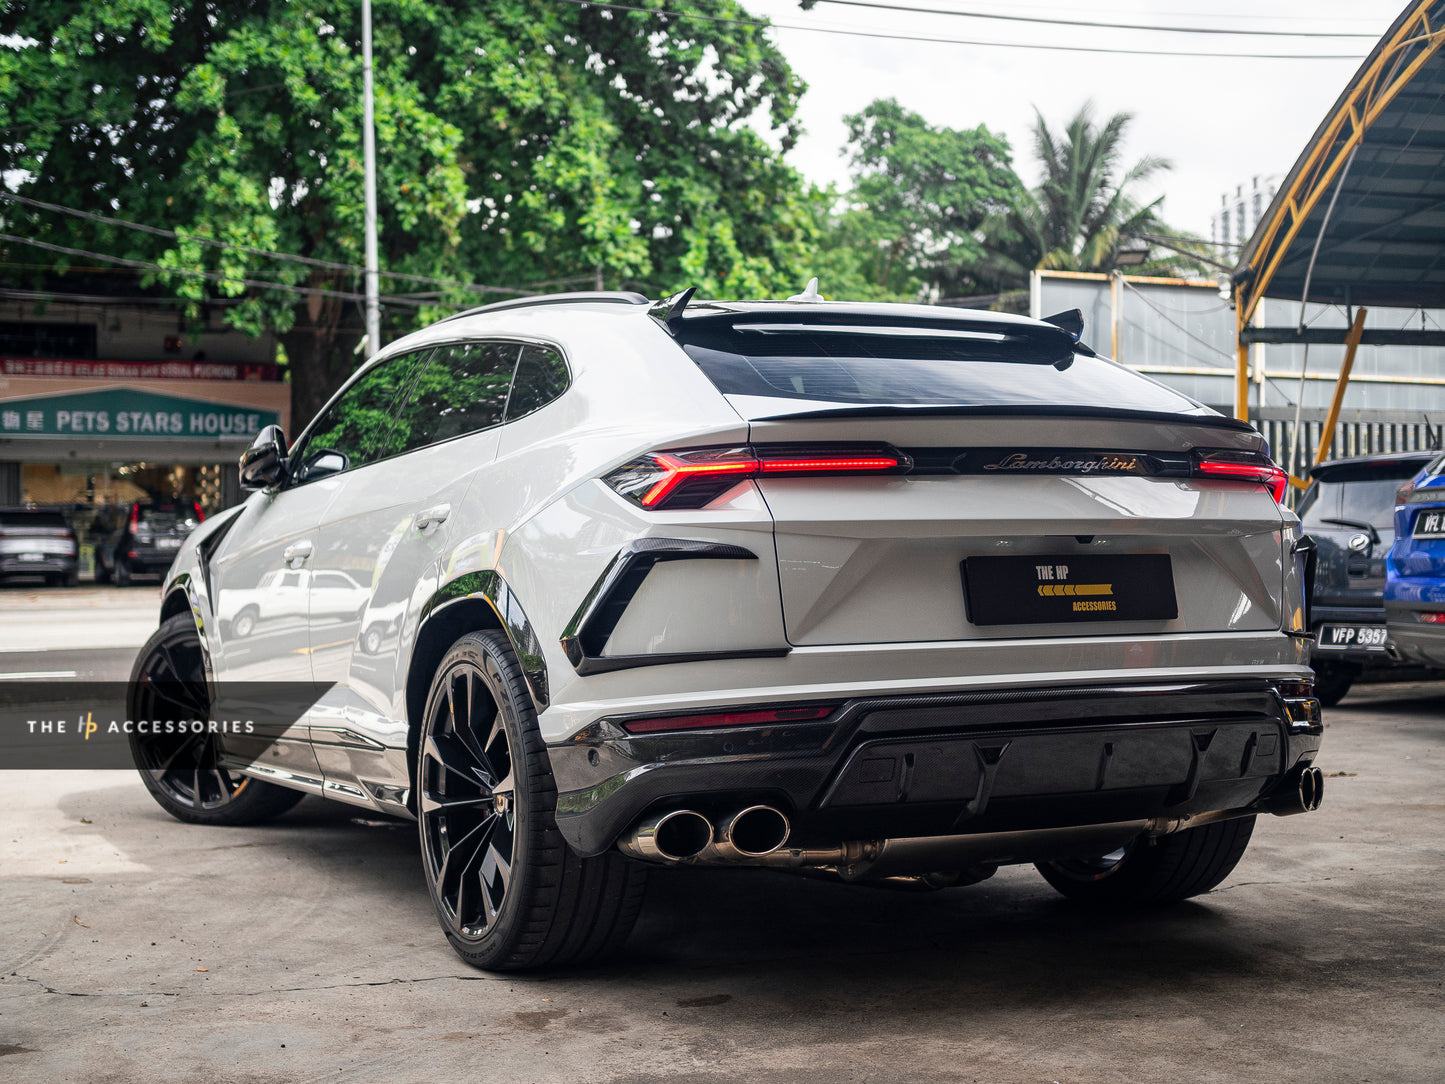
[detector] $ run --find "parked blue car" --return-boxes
[1385,454,1445,668]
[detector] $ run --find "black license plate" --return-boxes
[963,554,1177,626]
[1315,624,1388,650]
[1414,509,1445,538]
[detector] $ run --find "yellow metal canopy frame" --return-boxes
[1233,0,1445,428]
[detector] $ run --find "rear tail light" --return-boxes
[128,504,140,533]
[193,501,205,523]
[605,444,905,510]
[621,704,836,735]
[1396,479,1417,506]
[1192,450,1289,504]
[1418,612,1445,624]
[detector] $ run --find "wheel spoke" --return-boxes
[419,789,496,815]
[423,733,492,789]
[157,733,206,773]
[478,836,512,919]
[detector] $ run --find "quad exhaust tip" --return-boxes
[619,809,714,862]
[1265,765,1324,816]
[618,805,792,864]
[718,805,791,857]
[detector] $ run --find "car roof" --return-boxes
[1309,450,1438,481]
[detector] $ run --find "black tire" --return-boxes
[128,614,305,826]
[417,629,647,971]
[1036,816,1255,907]
[62,570,79,588]
[232,605,259,638]
[1312,662,1357,708]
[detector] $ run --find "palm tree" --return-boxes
[980,103,1195,286]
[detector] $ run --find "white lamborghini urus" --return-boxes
[129,289,1324,970]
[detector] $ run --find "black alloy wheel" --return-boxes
[419,652,518,939]
[128,614,303,825]
[418,630,647,971]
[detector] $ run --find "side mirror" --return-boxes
[239,425,289,490]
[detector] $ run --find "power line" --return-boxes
[554,0,1366,59]
[0,232,437,308]
[800,0,1377,38]
[0,192,591,296]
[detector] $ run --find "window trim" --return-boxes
[284,335,571,488]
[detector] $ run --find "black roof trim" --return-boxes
[746,402,1254,432]
[437,291,649,324]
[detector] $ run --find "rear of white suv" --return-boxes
[133,291,1324,971]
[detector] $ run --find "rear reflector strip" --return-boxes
[622,705,835,734]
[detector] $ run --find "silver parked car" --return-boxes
[128,290,1325,970]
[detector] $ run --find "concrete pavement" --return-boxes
[1,588,1442,1081]
[0,684,1441,1081]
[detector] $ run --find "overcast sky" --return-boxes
[742,0,1406,242]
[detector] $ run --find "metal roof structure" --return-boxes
[1230,0,1445,434]
[1235,1,1445,315]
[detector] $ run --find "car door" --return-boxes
[209,347,430,786]
[305,339,519,807]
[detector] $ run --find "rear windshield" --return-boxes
[1299,478,1403,531]
[0,511,68,529]
[679,326,1209,414]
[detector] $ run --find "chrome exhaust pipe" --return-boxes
[710,805,791,862]
[1263,765,1324,816]
[617,809,714,863]
[721,805,791,857]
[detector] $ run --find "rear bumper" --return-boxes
[547,678,1324,857]
[0,554,76,578]
[1385,601,1445,668]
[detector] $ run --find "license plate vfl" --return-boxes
[963,554,1177,626]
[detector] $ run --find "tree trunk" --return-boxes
[281,322,364,440]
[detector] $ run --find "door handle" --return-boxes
[283,540,313,567]
[414,504,451,531]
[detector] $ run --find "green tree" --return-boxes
[979,102,1200,286]
[823,98,1020,301]
[0,0,819,424]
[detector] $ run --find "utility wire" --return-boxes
[0,192,591,296]
[555,0,1366,59]
[799,0,1378,38]
[0,233,439,308]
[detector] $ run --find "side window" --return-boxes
[506,343,569,420]
[388,340,519,456]
[292,349,431,481]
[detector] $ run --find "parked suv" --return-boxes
[95,499,204,585]
[1385,452,1445,668]
[0,508,78,586]
[1297,451,1437,704]
[128,291,1325,971]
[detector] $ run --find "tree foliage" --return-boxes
[979,102,1201,286]
[0,0,819,423]
[825,98,1020,301]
